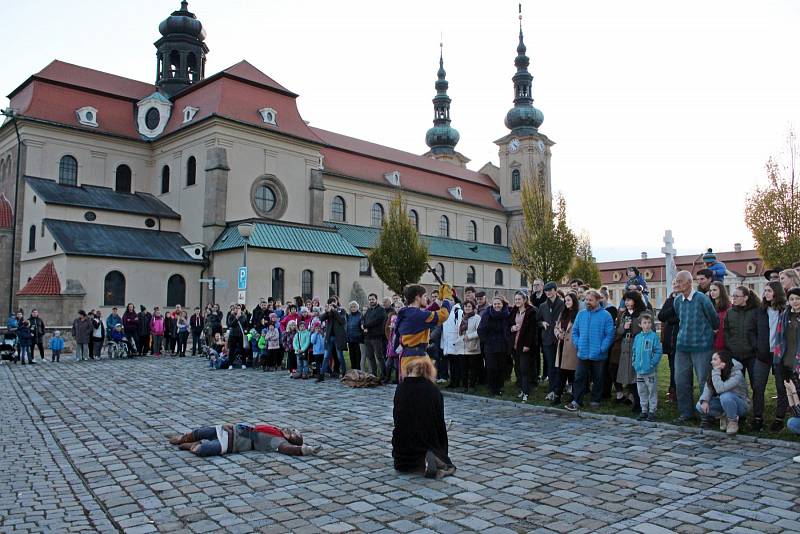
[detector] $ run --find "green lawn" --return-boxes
[435,356,800,442]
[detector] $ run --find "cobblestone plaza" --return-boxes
[2,358,799,533]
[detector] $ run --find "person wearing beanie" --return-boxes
[702,248,727,282]
[168,422,322,457]
[49,330,65,362]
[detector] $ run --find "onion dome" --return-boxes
[159,1,206,41]
[425,46,460,154]
[504,21,543,136]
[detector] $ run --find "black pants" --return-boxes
[192,333,201,355]
[461,353,481,389]
[138,334,150,355]
[347,341,361,371]
[33,340,45,361]
[573,359,606,406]
[514,349,534,395]
[88,339,95,359]
[448,356,462,387]
[485,351,506,395]
[177,332,189,355]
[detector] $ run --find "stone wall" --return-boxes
[1,325,75,353]
[16,290,85,328]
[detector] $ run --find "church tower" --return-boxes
[423,44,470,168]
[496,7,553,233]
[154,1,209,96]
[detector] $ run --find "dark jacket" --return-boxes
[478,304,510,354]
[754,307,772,364]
[392,376,452,472]
[122,310,139,332]
[228,314,247,340]
[164,315,175,337]
[251,305,269,328]
[509,304,539,353]
[658,295,679,355]
[346,311,363,343]
[16,324,32,347]
[362,304,387,340]
[28,316,45,343]
[72,317,93,344]
[724,306,758,362]
[320,307,347,350]
[537,297,564,346]
[190,313,204,335]
[137,311,151,336]
[206,311,223,333]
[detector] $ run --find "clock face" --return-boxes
[537,140,545,154]
[509,138,520,153]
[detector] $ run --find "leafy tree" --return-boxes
[368,193,429,294]
[569,232,602,288]
[745,129,800,268]
[511,180,577,285]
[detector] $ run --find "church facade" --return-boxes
[0,2,553,323]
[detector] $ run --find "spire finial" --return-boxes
[426,39,459,154]
[181,0,188,10]
[519,3,523,31]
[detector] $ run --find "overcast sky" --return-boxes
[4,0,800,262]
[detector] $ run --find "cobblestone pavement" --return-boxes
[2,357,799,534]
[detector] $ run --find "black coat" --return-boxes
[478,304,510,354]
[137,312,151,335]
[361,304,387,340]
[537,297,564,346]
[28,316,45,342]
[658,295,679,355]
[509,304,539,353]
[320,307,347,350]
[392,376,452,471]
[754,307,772,364]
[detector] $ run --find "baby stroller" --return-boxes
[0,333,16,363]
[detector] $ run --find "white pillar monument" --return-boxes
[662,230,677,296]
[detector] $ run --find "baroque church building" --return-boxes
[0,2,553,322]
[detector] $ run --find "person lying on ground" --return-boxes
[168,422,322,457]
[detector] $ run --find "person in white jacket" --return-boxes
[440,302,462,386]
[455,300,482,391]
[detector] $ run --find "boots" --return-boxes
[169,431,195,445]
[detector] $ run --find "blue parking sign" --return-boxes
[237,266,248,290]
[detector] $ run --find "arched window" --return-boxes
[169,50,180,78]
[161,165,170,194]
[495,269,504,286]
[371,203,384,227]
[187,52,198,81]
[439,215,450,237]
[58,155,78,186]
[467,220,477,242]
[329,272,340,298]
[104,271,126,306]
[466,266,476,284]
[272,267,285,302]
[166,274,186,307]
[436,263,445,281]
[331,196,346,222]
[493,225,502,245]
[521,273,528,288]
[359,257,372,276]
[301,269,313,301]
[186,156,196,186]
[28,225,36,252]
[511,169,521,191]
[409,209,419,230]
[115,164,132,193]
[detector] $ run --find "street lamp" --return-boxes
[236,222,254,306]
[2,107,21,318]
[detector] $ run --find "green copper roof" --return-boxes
[212,222,364,257]
[329,223,512,265]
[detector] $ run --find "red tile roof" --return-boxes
[17,261,61,296]
[598,250,765,284]
[9,60,155,100]
[0,193,12,229]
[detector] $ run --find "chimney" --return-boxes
[734,243,742,253]
[641,252,648,260]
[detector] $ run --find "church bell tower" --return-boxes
[496,6,553,234]
[423,44,470,168]
[155,1,209,96]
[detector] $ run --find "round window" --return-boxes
[145,107,160,130]
[84,211,97,221]
[254,184,276,213]
[145,218,156,228]
[249,175,288,219]
[85,111,94,122]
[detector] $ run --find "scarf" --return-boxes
[459,311,474,337]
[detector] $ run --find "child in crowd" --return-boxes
[282,320,297,375]
[49,330,64,362]
[248,328,259,368]
[208,337,229,370]
[16,320,33,365]
[385,311,401,385]
[292,321,311,379]
[311,323,326,382]
[265,323,281,370]
[632,312,662,421]
[257,328,269,371]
